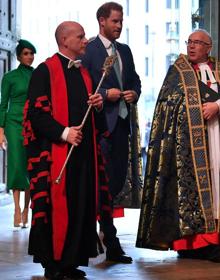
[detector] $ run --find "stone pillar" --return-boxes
[199,0,220,58]
[0,0,17,204]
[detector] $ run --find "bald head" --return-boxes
[54,21,88,59]
[55,21,81,46]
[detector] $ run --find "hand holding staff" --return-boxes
[55,55,117,184]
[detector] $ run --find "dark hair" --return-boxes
[16,39,36,56]
[96,2,123,22]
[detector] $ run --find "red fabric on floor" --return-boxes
[173,232,220,250]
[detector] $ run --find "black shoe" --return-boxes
[177,245,220,262]
[106,253,133,263]
[63,267,86,279]
[44,268,64,280]
[177,249,203,260]
[207,245,220,263]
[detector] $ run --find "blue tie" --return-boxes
[111,43,128,119]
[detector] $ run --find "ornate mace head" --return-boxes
[102,55,117,75]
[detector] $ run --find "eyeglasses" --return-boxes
[185,39,211,46]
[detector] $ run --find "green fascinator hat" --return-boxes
[16,39,37,56]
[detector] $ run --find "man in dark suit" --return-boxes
[81,2,141,263]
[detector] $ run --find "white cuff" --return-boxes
[61,127,70,141]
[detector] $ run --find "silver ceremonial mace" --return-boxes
[55,55,116,184]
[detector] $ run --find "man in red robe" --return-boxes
[23,21,111,280]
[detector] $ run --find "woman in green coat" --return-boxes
[0,39,36,227]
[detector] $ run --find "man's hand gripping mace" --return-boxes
[55,55,116,184]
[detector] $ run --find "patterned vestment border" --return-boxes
[174,54,216,232]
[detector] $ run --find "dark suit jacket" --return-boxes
[81,36,141,133]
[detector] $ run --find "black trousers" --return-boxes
[99,117,129,253]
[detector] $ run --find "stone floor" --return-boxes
[1,202,220,280]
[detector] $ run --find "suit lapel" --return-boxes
[94,37,123,89]
[95,36,109,57]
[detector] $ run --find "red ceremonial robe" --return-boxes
[23,54,112,265]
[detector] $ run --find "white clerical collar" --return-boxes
[198,61,209,66]
[58,52,81,69]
